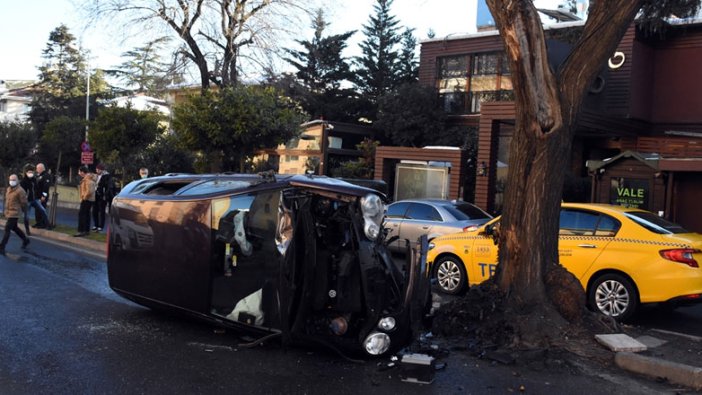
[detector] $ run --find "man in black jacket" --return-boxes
[34,163,53,228]
[20,165,50,233]
[92,164,114,232]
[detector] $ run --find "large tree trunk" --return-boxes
[485,0,643,346]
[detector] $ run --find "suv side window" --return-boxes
[387,202,410,219]
[406,203,442,222]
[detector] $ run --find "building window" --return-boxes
[437,55,469,114]
[437,52,513,114]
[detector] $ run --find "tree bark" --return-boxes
[485,0,643,344]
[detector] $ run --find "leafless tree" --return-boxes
[83,0,313,91]
[485,0,700,347]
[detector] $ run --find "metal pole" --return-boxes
[85,66,90,142]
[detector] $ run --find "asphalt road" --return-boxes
[0,234,694,394]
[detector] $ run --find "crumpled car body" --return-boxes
[107,173,430,356]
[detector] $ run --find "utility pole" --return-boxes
[85,64,90,142]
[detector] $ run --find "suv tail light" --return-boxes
[659,248,700,268]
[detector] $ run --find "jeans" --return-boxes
[24,199,50,231]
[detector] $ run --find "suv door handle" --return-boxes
[578,244,597,248]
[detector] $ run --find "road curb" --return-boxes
[615,352,702,390]
[0,218,106,257]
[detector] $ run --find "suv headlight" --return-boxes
[363,332,391,355]
[361,194,384,241]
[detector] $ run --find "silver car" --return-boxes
[384,199,492,253]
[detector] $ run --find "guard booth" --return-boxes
[587,150,702,233]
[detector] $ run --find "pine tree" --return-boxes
[354,0,403,105]
[29,25,107,135]
[110,37,179,95]
[283,8,359,121]
[397,28,419,84]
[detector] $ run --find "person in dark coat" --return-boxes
[20,165,50,234]
[34,163,53,228]
[92,164,114,232]
[1,174,30,255]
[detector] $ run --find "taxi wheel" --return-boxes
[588,273,638,321]
[434,256,467,295]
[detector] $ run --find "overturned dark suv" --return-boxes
[107,173,430,356]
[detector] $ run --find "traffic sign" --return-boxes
[81,151,94,165]
[81,141,92,152]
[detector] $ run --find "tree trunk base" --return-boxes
[432,277,622,361]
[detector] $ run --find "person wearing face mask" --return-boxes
[1,174,30,255]
[20,165,50,234]
[139,167,149,179]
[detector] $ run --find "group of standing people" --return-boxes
[74,164,115,237]
[1,163,52,255]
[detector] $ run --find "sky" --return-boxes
[0,0,562,82]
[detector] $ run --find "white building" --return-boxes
[0,80,34,123]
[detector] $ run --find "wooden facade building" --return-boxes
[408,19,702,232]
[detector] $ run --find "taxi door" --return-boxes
[470,226,500,284]
[557,209,618,280]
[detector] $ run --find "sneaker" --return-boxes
[96,227,103,232]
[22,239,30,249]
[91,226,98,231]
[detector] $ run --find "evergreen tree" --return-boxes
[0,122,37,173]
[29,25,108,137]
[397,28,419,84]
[172,85,308,172]
[109,37,182,95]
[354,0,403,106]
[90,105,165,179]
[283,9,358,121]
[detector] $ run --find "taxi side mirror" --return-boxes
[482,223,500,245]
[483,224,494,236]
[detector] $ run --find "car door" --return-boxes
[558,208,618,280]
[384,202,411,252]
[469,224,499,284]
[401,203,443,251]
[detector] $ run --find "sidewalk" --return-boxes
[0,218,106,257]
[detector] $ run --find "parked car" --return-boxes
[384,199,492,253]
[427,203,702,320]
[107,173,431,357]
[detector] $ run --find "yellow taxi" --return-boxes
[427,203,702,320]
